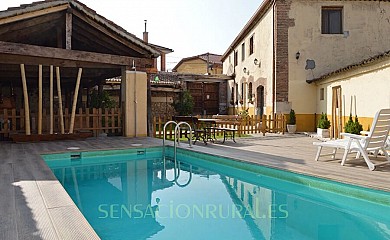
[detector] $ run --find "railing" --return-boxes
[0,108,122,137]
[153,114,286,138]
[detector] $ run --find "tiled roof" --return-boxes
[306,50,390,83]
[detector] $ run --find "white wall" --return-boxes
[316,57,390,118]
[223,7,274,114]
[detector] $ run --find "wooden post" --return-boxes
[69,68,82,134]
[50,65,54,134]
[38,64,43,134]
[56,67,65,134]
[20,64,31,135]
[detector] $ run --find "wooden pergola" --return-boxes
[0,0,160,140]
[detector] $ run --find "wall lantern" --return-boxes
[295,51,300,60]
[254,58,260,66]
[243,67,247,74]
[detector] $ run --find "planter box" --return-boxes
[317,128,330,138]
[287,124,296,134]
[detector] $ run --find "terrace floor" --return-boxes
[1,133,389,239]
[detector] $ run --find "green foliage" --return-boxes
[173,90,194,115]
[317,113,331,129]
[239,108,249,119]
[287,109,296,125]
[90,90,117,109]
[344,114,363,134]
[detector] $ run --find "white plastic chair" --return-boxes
[314,109,390,170]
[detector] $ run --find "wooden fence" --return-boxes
[0,108,122,137]
[153,114,286,139]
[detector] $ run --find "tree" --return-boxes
[173,90,194,115]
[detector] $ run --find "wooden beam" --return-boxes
[0,41,154,68]
[56,67,65,134]
[65,11,72,49]
[72,11,151,57]
[69,68,82,134]
[0,4,68,25]
[50,65,54,134]
[0,11,64,36]
[20,64,31,135]
[38,65,43,134]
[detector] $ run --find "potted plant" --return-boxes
[344,114,363,134]
[317,113,331,138]
[287,109,297,133]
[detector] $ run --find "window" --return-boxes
[249,35,254,55]
[322,7,343,34]
[241,43,245,61]
[320,88,325,100]
[234,51,238,66]
[231,86,235,104]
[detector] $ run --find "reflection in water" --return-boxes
[48,155,390,240]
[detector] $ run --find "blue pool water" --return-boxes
[43,147,390,240]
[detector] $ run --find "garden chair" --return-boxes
[313,109,390,170]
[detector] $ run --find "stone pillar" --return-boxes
[121,69,148,137]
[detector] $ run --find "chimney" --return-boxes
[143,20,148,43]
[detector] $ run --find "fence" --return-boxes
[0,108,122,137]
[153,114,286,139]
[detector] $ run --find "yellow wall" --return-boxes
[121,70,148,137]
[176,58,222,74]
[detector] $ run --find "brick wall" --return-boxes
[275,0,295,102]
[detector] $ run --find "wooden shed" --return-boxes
[0,0,160,140]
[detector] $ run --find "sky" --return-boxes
[0,0,262,71]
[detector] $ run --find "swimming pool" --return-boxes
[43,147,390,240]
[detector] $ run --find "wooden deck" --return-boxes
[0,134,389,239]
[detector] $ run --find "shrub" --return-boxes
[287,109,296,125]
[172,90,194,116]
[90,90,117,109]
[317,113,331,129]
[344,114,363,134]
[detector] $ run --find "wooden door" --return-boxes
[331,86,343,139]
[256,85,264,116]
[187,82,219,115]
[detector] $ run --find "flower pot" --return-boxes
[317,128,330,138]
[287,124,296,134]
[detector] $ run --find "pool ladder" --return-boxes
[162,121,192,162]
[162,121,193,186]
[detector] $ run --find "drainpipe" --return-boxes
[132,61,137,137]
[233,49,236,115]
[272,0,276,115]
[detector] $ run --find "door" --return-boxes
[331,86,342,139]
[256,85,264,116]
[187,82,219,115]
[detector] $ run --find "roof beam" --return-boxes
[0,41,154,69]
[72,10,151,57]
[0,4,68,25]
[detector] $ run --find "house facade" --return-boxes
[173,53,223,75]
[308,51,390,138]
[222,0,390,132]
[173,53,230,115]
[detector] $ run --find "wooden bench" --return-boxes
[211,115,242,143]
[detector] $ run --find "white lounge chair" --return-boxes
[314,109,390,170]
